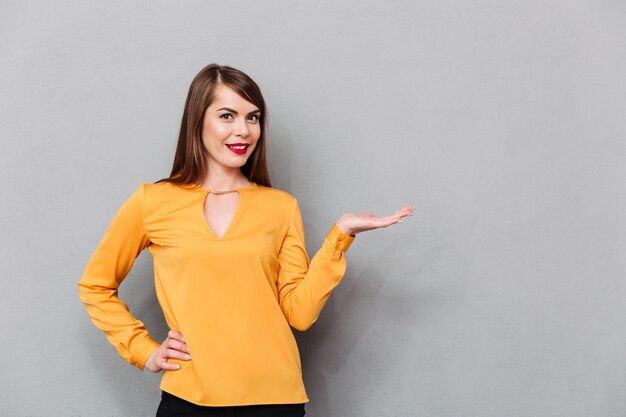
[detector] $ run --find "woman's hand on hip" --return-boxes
[336,205,415,236]
[144,329,191,373]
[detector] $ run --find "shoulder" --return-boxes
[249,184,301,223]
[137,180,201,214]
[141,181,181,201]
[143,180,182,195]
[252,184,298,206]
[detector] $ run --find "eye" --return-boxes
[248,114,260,122]
[220,113,234,120]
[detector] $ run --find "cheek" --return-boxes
[252,125,262,140]
[203,123,231,145]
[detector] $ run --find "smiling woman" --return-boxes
[200,84,261,178]
[165,64,271,192]
[76,63,414,417]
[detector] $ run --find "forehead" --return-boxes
[209,84,259,112]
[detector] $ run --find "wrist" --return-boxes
[335,221,355,237]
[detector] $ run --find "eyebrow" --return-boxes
[216,107,261,115]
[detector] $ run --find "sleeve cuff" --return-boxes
[129,337,161,371]
[328,223,356,253]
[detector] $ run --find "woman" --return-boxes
[78,63,414,417]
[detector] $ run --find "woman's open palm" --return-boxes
[337,205,415,236]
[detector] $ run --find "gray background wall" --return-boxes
[1,1,625,416]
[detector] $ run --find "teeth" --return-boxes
[228,145,247,150]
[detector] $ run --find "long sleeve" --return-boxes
[77,183,160,371]
[276,198,355,331]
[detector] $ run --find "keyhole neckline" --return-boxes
[199,183,257,240]
[193,182,258,194]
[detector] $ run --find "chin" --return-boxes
[224,159,250,169]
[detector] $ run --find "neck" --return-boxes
[200,168,251,191]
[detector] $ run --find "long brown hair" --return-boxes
[156,63,271,188]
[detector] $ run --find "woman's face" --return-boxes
[201,84,261,172]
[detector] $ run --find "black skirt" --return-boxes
[156,390,306,417]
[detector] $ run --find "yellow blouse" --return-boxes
[77,181,355,406]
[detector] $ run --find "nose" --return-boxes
[235,117,250,137]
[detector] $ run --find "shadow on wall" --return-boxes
[295,228,469,415]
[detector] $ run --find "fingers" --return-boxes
[145,345,183,372]
[167,336,190,354]
[168,329,185,343]
[376,206,415,228]
[370,206,414,222]
[158,355,184,371]
[165,347,192,361]
[390,206,415,223]
[158,330,191,371]
[394,205,415,218]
